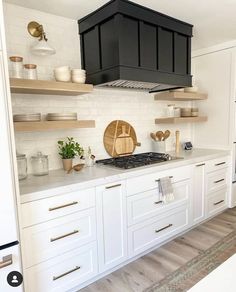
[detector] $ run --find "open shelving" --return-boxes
[10,78,93,96]
[14,120,95,132]
[155,116,208,124]
[154,91,208,101]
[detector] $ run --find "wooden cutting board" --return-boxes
[103,120,140,157]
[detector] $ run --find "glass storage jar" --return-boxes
[9,56,23,78]
[16,153,27,180]
[31,152,49,176]
[24,64,38,80]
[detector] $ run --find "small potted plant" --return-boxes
[57,137,84,171]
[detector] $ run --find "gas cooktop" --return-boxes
[96,152,177,169]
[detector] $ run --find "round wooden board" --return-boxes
[103,120,138,157]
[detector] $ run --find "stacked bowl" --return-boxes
[54,66,71,82]
[71,69,86,84]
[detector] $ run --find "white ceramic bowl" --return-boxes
[72,73,86,77]
[54,71,71,82]
[71,69,86,74]
[54,66,70,73]
[72,76,86,83]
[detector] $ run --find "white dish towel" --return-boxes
[158,177,174,203]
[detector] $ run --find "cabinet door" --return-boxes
[192,50,232,149]
[192,162,205,225]
[96,181,127,272]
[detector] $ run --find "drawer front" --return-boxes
[206,156,229,173]
[128,206,188,256]
[127,179,190,226]
[24,242,98,292]
[22,209,96,268]
[206,189,227,217]
[126,165,192,196]
[21,188,95,227]
[207,169,228,194]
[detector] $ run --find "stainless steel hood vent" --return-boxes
[78,0,193,93]
[97,80,160,91]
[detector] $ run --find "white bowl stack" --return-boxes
[54,67,86,84]
[54,66,71,82]
[71,69,86,84]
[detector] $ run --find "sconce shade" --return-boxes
[31,39,56,56]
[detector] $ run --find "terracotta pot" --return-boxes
[62,158,73,171]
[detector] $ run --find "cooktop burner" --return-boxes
[96,152,172,169]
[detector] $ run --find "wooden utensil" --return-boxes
[150,132,157,141]
[103,120,140,157]
[163,130,171,141]
[67,163,84,174]
[156,131,164,141]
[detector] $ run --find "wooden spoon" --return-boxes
[156,131,164,141]
[150,132,157,141]
[163,130,171,141]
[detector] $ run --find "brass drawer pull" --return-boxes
[196,163,205,167]
[214,199,224,206]
[106,183,121,189]
[50,230,79,242]
[154,200,163,205]
[155,176,173,182]
[53,266,81,281]
[155,223,173,233]
[214,179,225,184]
[49,201,78,211]
[0,254,12,269]
[215,162,226,166]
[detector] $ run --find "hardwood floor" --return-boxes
[81,208,236,292]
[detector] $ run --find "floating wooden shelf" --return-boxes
[155,116,208,124]
[10,78,93,96]
[14,120,95,132]
[154,91,208,101]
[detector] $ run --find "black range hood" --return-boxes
[78,0,193,92]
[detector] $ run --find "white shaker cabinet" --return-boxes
[192,49,232,149]
[192,162,205,225]
[96,181,127,272]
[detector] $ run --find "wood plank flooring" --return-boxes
[81,208,236,292]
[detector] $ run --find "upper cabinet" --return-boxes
[78,0,193,92]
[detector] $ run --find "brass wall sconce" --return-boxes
[27,21,56,56]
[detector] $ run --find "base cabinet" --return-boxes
[192,162,205,225]
[96,181,127,273]
[24,242,98,292]
[128,205,189,256]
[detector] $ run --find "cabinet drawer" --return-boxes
[126,165,192,196]
[127,179,190,226]
[206,156,229,173]
[206,169,228,194]
[22,208,96,268]
[206,188,227,217]
[24,242,98,292]
[21,188,95,227]
[128,206,188,256]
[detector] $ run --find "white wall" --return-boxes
[4,3,192,173]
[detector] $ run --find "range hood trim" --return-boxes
[78,0,193,36]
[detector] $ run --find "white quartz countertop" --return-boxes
[19,148,230,203]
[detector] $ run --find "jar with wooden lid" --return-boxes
[9,56,23,78]
[24,64,38,80]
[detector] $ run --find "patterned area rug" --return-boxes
[144,230,236,292]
